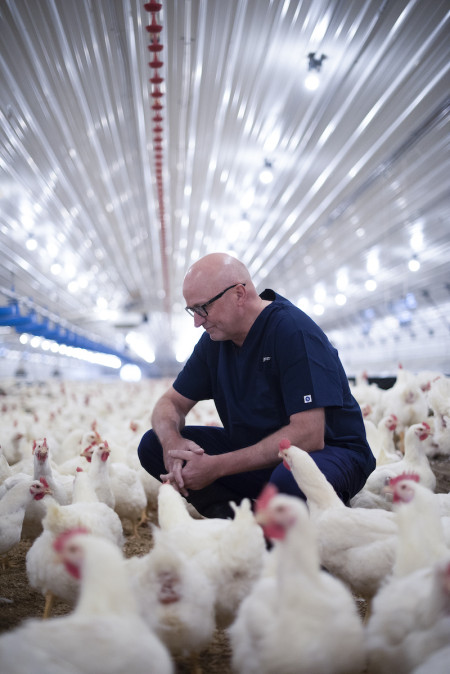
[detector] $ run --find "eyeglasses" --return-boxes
[185,283,246,318]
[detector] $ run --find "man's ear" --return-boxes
[236,283,247,304]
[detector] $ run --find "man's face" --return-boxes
[183,281,239,342]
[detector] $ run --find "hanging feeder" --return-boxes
[143,2,162,11]
[146,15,163,33]
[148,38,163,53]
[149,56,164,69]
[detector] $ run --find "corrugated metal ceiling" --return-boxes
[0,0,449,376]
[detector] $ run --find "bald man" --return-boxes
[138,252,375,518]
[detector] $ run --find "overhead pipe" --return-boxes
[0,290,139,363]
[144,0,171,318]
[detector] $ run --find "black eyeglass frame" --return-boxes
[185,283,246,318]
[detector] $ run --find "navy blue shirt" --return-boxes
[174,290,370,456]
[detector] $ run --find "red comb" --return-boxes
[388,472,420,487]
[53,527,90,553]
[39,477,49,488]
[76,467,83,472]
[255,483,278,514]
[279,438,291,451]
[418,421,431,441]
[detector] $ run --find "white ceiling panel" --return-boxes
[0,0,449,377]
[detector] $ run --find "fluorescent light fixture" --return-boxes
[305,72,320,90]
[120,364,142,382]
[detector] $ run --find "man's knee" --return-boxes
[137,429,163,478]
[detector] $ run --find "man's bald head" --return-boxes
[183,253,251,295]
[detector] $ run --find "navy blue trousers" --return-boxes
[137,425,372,518]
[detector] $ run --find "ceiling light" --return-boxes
[336,269,348,291]
[125,332,155,363]
[335,293,347,306]
[96,297,108,309]
[314,284,327,303]
[366,250,379,275]
[305,72,320,91]
[259,159,274,184]
[305,52,327,90]
[264,128,280,153]
[26,237,37,251]
[408,258,420,272]
[120,364,142,382]
[297,297,310,311]
[240,187,255,210]
[410,228,423,252]
[365,279,377,291]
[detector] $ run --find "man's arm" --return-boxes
[151,386,204,494]
[170,407,325,491]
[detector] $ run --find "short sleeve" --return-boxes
[276,324,344,415]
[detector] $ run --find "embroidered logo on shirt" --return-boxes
[304,394,312,403]
[262,356,271,362]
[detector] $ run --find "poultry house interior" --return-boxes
[1,1,450,673]
[0,0,449,382]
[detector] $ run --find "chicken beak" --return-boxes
[254,510,269,526]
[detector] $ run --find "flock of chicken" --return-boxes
[0,367,449,673]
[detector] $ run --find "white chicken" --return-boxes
[57,429,101,475]
[31,437,73,503]
[157,482,230,550]
[411,644,450,674]
[40,469,124,546]
[157,483,267,628]
[357,422,437,503]
[80,440,115,509]
[351,371,384,423]
[366,556,450,674]
[0,477,52,565]
[365,475,450,674]
[364,472,450,672]
[379,365,429,438]
[0,529,174,674]
[20,438,73,538]
[0,444,12,486]
[278,439,398,601]
[108,459,147,537]
[57,427,101,465]
[365,413,401,465]
[382,473,449,575]
[228,484,366,674]
[204,498,268,629]
[427,375,450,456]
[26,469,124,618]
[125,525,216,665]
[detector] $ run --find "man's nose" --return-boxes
[194,312,206,327]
